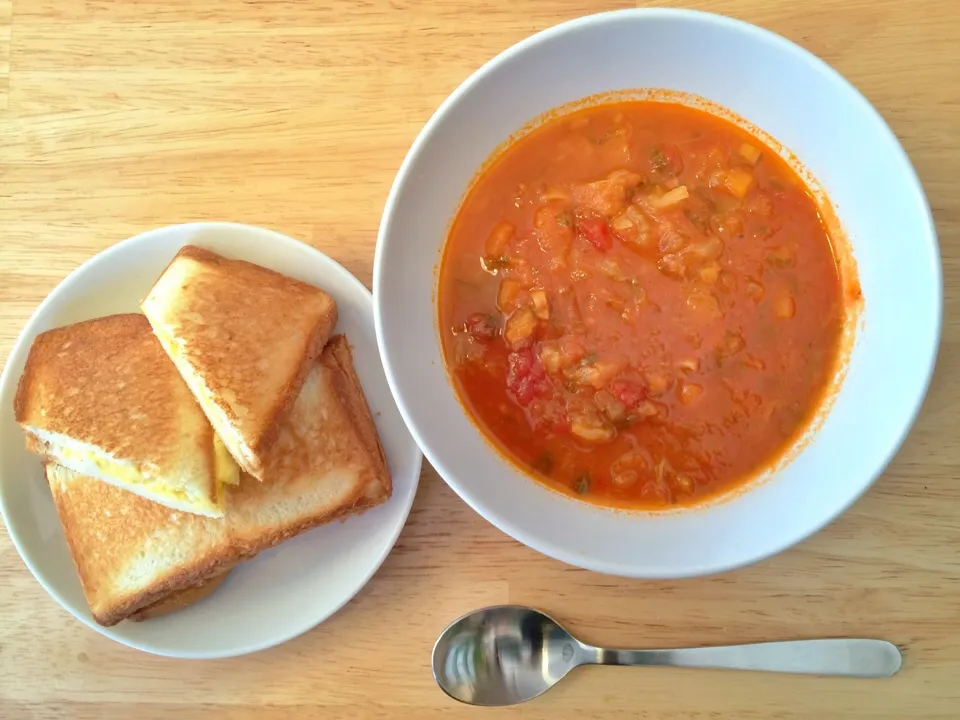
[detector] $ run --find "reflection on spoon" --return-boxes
[433,605,902,706]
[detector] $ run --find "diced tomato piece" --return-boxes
[610,379,646,408]
[465,313,497,343]
[506,348,549,406]
[576,217,613,252]
[508,348,545,381]
[513,377,535,405]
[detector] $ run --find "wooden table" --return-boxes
[1,1,958,717]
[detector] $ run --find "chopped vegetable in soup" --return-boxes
[438,101,844,509]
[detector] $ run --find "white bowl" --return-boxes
[0,222,422,657]
[374,9,941,577]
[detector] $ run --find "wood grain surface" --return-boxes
[1,1,958,718]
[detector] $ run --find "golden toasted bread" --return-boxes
[128,571,231,621]
[229,335,392,553]
[47,335,391,626]
[46,463,235,626]
[16,314,238,517]
[141,246,338,480]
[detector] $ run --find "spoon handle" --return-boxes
[585,639,902,678]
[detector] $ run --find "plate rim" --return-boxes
[0,221,423,658]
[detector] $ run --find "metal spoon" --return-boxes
[432,605,902,706]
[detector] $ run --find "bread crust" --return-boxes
[44,334,391,626]
[323,336,391,500]
[128,570,232,621]
[16,314,224,512]
[141,245,338,480]
[246,303,337,477]
[46,463,236,626]
[96,556,237,627]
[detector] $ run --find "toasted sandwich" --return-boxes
[46,336,391,626]
[15,314,239,517]
[228,335,391,550]
[46,463,235,625]
[141,245,338,480]
[129,571,232,621]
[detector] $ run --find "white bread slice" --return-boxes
[228,335,391,552]
[46,462,235,625]
[141,246,338,480]
[15,314,238,518]
[128,571,232,621]
[46,335,391,626]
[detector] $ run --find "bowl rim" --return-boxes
[374,8,942,577]
[0,221,423,656]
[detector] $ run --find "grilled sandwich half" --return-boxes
[129,571,233,621]
[142,245,338,480]
[46,335,391,626]
[15,314,238,517]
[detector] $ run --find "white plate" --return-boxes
[0,222,422,658]
[375,9,941,577]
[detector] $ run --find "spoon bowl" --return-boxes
[432,605,903,706]
[433,604,581,706]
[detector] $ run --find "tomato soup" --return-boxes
[438,101,844,509]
